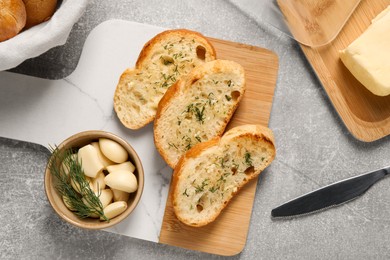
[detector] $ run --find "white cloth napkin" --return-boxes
[0,0,90,71]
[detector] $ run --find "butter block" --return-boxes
[340,5,390,96]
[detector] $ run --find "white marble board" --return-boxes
[0,20,172,243]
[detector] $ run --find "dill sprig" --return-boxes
[48,145,109,222]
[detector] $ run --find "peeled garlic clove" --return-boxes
[111,188,130,202]
[78,144,104,178]
[99,138,128,164]
[106,161,135,173]
[71,176,91,194]
[104,170,138,193]
[89,213,99,219]
[101,201,127,220]
[91,142,115,167]
[90,171,106,192]
[98,189,113,208]
[62,195,76,211]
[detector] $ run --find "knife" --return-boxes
[271,165,390,219]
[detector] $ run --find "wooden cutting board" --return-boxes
[279,0,390,141]
[159,38,278,255]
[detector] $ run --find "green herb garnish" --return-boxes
[182,188,189,197]
[194,179,209,193]
[244,152,253,166]
[209,186,219,193]
[168,142,178,150]
[48,146,109,221]
[194,106,205,123]
[160,73,176,88]
[195,136,202,143]
[226,80,232,87]
[184,136,192,151]
[207,92,216,105]
[220,157,226,168]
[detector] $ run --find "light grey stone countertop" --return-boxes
[2,0,390,259]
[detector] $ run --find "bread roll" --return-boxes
[0,0,26,42]
[23,0,57,29]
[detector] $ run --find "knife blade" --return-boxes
[271,165,390,219]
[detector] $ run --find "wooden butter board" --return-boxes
[280,0,390,142]
[159,38,279,255]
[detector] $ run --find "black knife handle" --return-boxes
[338,168,388,203]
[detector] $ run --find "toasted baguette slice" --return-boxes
[172,124,276,227]
[114,29,216,129]
[154,59,246,168]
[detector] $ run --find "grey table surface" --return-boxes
[2,0,390,259]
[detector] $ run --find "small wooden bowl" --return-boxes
[44,130,144,229]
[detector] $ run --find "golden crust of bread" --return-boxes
[23,0,58,29]
[113,29,216,130]
[154,59,246,168]
[136,29,217,68]
[171,124,276,227]
[0,0,26,42]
